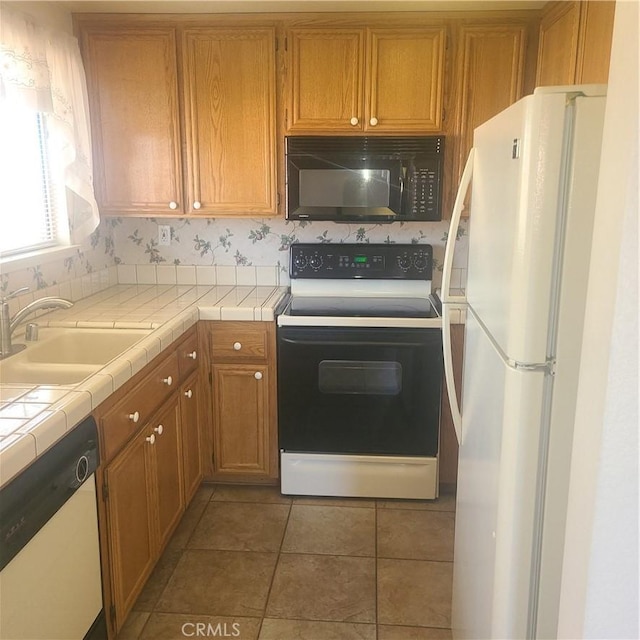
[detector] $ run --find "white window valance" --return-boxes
[0,4,99,243]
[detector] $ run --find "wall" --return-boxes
[557,1,639,637]
[111,217,469,287]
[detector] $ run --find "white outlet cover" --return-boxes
[158,225,171,246]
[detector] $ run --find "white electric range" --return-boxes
[276,243,444,499]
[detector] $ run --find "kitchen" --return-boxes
[0,1,636,639]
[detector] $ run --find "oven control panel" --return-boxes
[290,243,433,279]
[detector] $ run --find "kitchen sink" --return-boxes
[0,327,152,385]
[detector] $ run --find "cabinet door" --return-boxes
[575,0,615,84]
[536,1,581,86]
[81,28,183,215]
[104,428,155,629]
[180,371,202,504]
[365,27,446,132]
[212,364,270,477]
[182,28,277,215]
[151,397,184,550]
[455,24,526,187]
[287,28,364,131]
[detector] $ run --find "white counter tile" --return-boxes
[18,410,67,455]
[0,280,287,487]
[49,391,93,429]
[0,418,30,437]
[0,387,33,402]
[0,433,37,486]
[83,374,115,409]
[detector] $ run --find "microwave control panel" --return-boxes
[290,243,433,280]
[404,158,441,220]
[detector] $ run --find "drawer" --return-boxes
[177,328,199,379]
[210,322,269,361]
[100,351,179,461]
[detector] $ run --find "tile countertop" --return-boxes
[0,283,287,488]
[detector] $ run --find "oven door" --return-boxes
[277,326,442,456]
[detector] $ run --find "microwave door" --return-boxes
[287,155,403,220]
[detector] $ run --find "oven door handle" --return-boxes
[279,336,433,349]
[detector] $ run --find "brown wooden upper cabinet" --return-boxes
[286,26,446,133]
[454,24,528,189]
[80,28,183,216]
[182,28,277,215]
[79,23,278,217]
[536,0,615,87]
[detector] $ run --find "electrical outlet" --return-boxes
[158,225,171,246]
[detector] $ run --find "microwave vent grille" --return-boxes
[286,136,444,156]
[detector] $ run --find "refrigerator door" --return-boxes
[466,90,574,365]
[453,309,548,639]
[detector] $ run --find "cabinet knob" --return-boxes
[169,201,178,210]
[254,371,263,380]
[184,389,193,399]
[128,411,140,423]
[233,342,242,351]
[193,201,201,210]
[146,434,156,445]
[154,424,164,435]
[163,375,173,386]
[350,117,359,126]
[369,117,378,126]
[187,350,197,360]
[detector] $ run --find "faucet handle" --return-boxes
[2,287,29,302]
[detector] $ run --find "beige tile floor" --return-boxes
[117,484,456,640]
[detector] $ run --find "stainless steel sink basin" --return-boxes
[0,327,152,385]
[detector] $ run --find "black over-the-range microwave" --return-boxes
[285,135,444,223]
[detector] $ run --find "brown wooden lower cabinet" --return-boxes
[204,320,279,483]
[102,425,155,628]
[439,323,465,490]
[94,327,202,636]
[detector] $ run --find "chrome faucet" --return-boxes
[0,287,74,359]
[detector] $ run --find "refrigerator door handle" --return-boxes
[441,149,475,444]
[442,148,474,304]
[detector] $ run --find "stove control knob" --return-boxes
[309,255,323,271]
[413,254,428,272]
[293,254,308,271]
[397,254,412,272]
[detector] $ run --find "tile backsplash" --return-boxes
[0,216,469,306]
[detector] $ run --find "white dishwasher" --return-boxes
[0,416,105,640]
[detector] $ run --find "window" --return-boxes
[0,5,100,261]
[0,102,68,257]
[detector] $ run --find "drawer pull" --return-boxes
[154,424,164,435]
[254,371,263,380]
[163,376,173,386]
[128,411,140,423]
[184,389,193,399]
[187,350,197,360]
[233,342,242,351]
[146,434,156,445]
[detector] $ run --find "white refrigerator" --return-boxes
[441,85,607,639]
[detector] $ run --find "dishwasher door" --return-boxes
[0,417,104,639]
